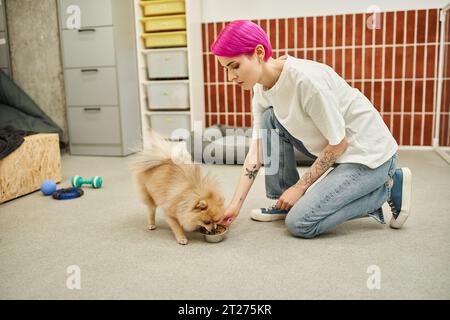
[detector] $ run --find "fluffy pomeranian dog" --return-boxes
[131,132,225,245]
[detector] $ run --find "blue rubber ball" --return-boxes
[41,180,57,196]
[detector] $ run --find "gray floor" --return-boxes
[1,150,449,299]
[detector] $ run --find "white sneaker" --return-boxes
[388,167,412,229]
[250,205,289,222]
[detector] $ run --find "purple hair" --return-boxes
[211,20,272,61]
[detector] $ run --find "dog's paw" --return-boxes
[148,224,156,230]
[177,238,188,245]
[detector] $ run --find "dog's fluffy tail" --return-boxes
[130,130,192,173]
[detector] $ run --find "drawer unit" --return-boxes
[140,0,185,17]
[147,113,190,138]
[145,80,189,110]
[67,106,121,144]
[65,67,119,106]
[59,0,112,29]
[62,27,116,67]
[142,30,186,48]
[59,0,142,156]
[141,14,186,32]
[144,48,188,79]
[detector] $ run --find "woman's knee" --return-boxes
[285,211,317,239]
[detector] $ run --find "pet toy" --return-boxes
[71,175,103,189]
[40,180,57,196]
[52,187,84,200]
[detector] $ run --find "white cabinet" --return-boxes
[133,0,204,144]
[58,0,142,156]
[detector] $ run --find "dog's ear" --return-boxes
[195,199,208,210]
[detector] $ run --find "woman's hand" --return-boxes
[276,186,306,211]
[219,204,240,227]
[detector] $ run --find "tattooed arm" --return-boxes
[276,137,349,211]
[231,138,263,209]
[295,137,348,190]
[220,139,263,225]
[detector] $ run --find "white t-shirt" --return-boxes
[252,55,398,169]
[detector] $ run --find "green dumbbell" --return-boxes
[71,175,103,189]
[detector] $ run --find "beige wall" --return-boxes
[5,0,68,143]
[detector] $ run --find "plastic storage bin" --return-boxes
[147,113,190,139]
[141,30,186,48]
[141,14,186,32]
[140,0,185,17]
[144,48,188,79]
[145,80,189,110]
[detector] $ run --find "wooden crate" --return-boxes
[0,133,62,203]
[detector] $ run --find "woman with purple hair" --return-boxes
[213,20,412,238]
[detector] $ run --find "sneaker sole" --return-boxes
[390,167,412,229]
[250,209,288,222]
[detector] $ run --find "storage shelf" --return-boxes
[133,0,204,147]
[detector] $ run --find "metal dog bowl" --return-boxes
[199,225,228,243]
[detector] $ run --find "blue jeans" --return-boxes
[261,107,397,238]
